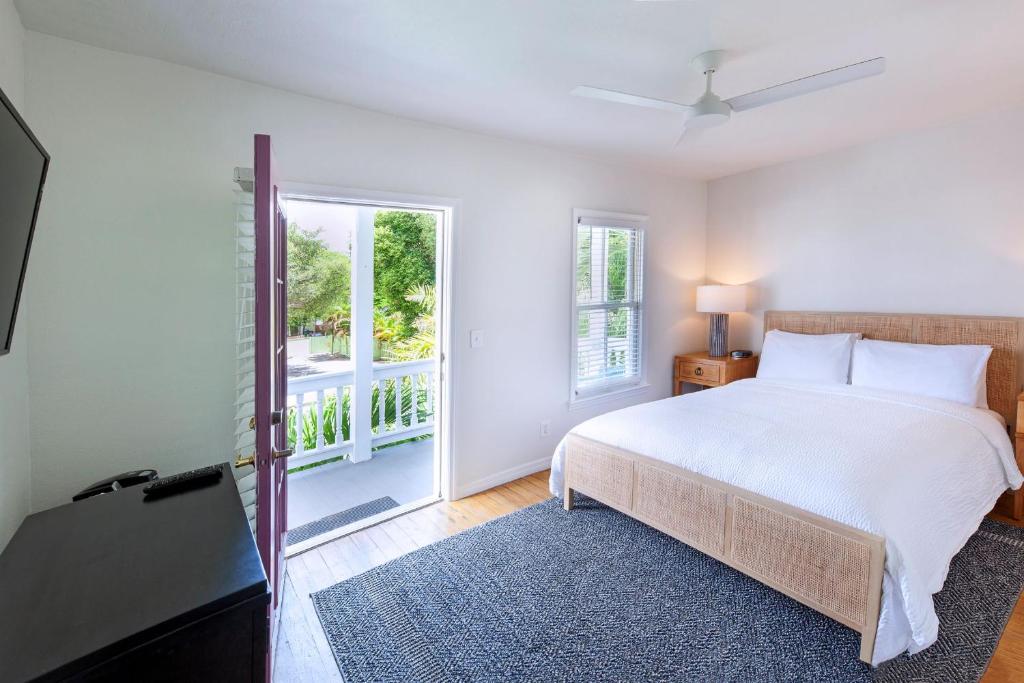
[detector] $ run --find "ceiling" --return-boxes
[15,0,1024,179]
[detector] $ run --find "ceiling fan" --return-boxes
[572,51,886,145]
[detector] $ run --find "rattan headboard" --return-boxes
[764,311,1024,427]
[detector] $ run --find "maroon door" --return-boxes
[253,133,290,665]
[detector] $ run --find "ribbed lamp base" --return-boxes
[708,313,729,357]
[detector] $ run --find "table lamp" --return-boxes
[696,285,747,357]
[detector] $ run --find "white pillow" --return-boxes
[849,339,992,408]
[757,330,862,385]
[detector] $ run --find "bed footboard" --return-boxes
[563,434,886,664]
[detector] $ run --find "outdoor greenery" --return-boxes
[286,376,432,453]
[374,211,436,338]
[287,225,351,333]
[284,209,439,475]
[287,211,437,361]
[576,228,631,338]
[387,284,436,362]
[306,335,397,360]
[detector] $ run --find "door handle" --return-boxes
[249,411,283,430]
[235,449,291,468]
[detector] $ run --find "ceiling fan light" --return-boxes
[688,94,731,128]
[687,112,730,129]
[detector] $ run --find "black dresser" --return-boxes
[0,463,269,682]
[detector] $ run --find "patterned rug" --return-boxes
[287,496,399,545]
[311,496,1024,682]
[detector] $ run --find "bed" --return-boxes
[550,311,1024,665]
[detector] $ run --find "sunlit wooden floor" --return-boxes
[274,470,1024,682]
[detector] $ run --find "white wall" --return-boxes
[0,0,31,551]
[18,24,1024,515]
[707,102,1024,351]
[24,32,707,509]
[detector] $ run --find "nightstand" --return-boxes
[673,351,758,395]
[993,392,1024,521]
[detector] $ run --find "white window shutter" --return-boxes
[572,213,645,400]
[233,189,258,532]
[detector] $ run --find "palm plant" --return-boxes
[322,305,350,355]
[387,284,436,362]
[373,310,404,343]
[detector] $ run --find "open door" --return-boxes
[252,133,291,670]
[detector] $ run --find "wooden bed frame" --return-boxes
[562,311,1023,664]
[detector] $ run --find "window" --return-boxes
[571,210,646,402]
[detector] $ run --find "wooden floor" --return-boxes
[274,469,1024,682]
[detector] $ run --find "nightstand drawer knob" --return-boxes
[695,367,703,376]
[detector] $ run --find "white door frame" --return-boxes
[278,181,458,504]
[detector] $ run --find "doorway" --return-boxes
[279,189,453,555]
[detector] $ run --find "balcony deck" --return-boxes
[284,356,437,548]
[287,438,435,543]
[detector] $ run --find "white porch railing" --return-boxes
[286,358,435,470]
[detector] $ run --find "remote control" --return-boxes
[143,465,223,497]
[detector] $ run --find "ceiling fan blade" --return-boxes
[572,85,692,114]
[724,57,885,112]
[674,125,702,147]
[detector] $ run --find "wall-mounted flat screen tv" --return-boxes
[0,85,48,356]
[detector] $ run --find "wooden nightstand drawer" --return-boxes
[678,361,720,383]
[673,352,758,395]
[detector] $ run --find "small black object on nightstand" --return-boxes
[731,350,753,359]
[143,464,224,498]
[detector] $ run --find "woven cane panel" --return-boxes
[566,438,633,510]
[832,314,914,343]
[634,464,728,555]
[915,317,1019,425]
[764,312,833,335]
[731,497,871,627]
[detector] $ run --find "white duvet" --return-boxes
[549,379,1022,665]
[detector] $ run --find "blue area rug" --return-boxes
[311,496,1024,682]
[287,496,399,546]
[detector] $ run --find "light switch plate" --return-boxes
[470,329,484,348]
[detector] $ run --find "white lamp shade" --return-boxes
[696,285,747,313]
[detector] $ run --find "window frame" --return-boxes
[569,208,649,408]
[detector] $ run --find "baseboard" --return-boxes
[453,456,551,500]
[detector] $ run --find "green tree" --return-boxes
[576,229,631,339]
[287,224,351,331]
[374,211,436,336]
[575,229,628,301]
[387,284,436,361]
[607,229,630,339]
[607,230,628,301]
